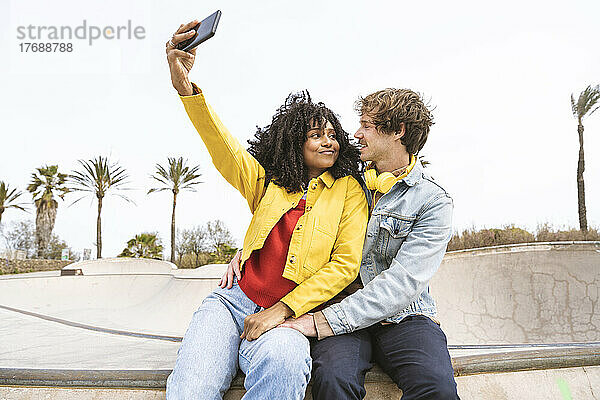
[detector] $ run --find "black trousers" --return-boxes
[310,316,459,400]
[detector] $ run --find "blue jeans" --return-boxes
[166,281,312,399]
[310,315,459,400]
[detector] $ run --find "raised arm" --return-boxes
[180,93,267,212]
[166,21,266,212]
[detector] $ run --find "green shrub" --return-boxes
[447,224,599,251]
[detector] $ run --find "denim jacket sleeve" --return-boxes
[321,193,453,335]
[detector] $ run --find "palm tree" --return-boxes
[571,85,600,233]
[27,165,69,257]
[0,181,27,225]
[69,156,131,258]
[118,232,163,259]
[148,157,202,263]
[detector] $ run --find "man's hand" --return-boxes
[219,250,242,289]
[241,302,293,341]
[165,20,199,96]
[279,314,317,337]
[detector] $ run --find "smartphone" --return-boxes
[177,10,221,52]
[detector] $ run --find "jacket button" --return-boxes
[311,184,317,190]
[306,206,312,211]
[290,255,296,263]
[296,225,302,231]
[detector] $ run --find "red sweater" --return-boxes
[238,199,305,308]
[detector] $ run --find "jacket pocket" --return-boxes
[376,215,413,262]
[303,219,336,278]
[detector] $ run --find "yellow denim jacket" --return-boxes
[180,90,368,317]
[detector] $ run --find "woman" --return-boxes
[165,21,368,399]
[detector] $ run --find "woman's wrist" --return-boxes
[171,73,193,96]
[273,301,294,319]
[176,81,193,96]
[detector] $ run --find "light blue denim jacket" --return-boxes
[321,161,453,335]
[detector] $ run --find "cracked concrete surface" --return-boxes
[432,242,600,345]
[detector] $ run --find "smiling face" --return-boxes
[302,119,340,180]
[354,114,397,165]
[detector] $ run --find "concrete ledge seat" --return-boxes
[0,365,391,389]
[2,346,599,389]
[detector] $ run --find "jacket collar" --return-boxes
[402,159,423,186]
[367,155,422,187]
[319,171,335,188]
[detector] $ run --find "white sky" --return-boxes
[1,0,599,258]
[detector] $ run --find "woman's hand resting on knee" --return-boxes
[220,250,296,340]
[241,301,294,341]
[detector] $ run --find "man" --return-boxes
[275,88,460,399]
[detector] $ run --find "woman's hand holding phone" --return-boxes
[166,20,199,96]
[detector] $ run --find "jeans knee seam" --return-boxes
[239,350,251,364]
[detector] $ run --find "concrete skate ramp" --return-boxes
[0,258,225,338]
[1,243,600,399]
[431,241,600,345]
[61,257,178,275]
[1,242,598,344]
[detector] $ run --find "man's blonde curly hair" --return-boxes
[355,88,434,154]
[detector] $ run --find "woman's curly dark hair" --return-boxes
[248,91,363,193]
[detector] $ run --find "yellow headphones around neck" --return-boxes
[364,155,416,194]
